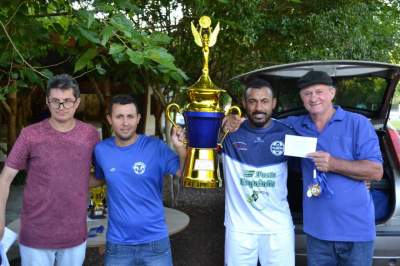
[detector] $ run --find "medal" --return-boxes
[307,169,334,198]
[307,184,321,197]
[310,184,321,196]
[307,169,321,197]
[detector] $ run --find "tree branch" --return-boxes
[0,100,12,116]
[34,56,71,69]
[89,76,105,107]
[152,85,167,108]
[6,1,26,27]
[0,20,49,79]
[73,68,97,79]
[28,12,71,18]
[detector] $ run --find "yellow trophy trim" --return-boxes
[188,16,225,112]
[166,103,181,128]
[219,106,242,145]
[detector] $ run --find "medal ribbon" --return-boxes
[307,169,334,198]
[315,170,334,197]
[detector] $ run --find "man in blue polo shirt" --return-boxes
[91,94,186,266]
[287,70,383,266]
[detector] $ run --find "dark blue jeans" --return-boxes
[105,237,173,266]
[307,234,374,266]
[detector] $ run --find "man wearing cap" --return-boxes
[286,70,383,265]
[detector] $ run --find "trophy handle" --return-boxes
[166,103,182,128]
[219,105,242,146]
[225,105,242,117]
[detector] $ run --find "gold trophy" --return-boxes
[166,16,241,188]
[89,185,106,219]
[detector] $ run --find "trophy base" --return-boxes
[183,178,220,188]
[182,147,222,189]
[89,210,106,219]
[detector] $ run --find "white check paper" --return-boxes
[284,135,317,158]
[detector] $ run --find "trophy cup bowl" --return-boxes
[187,88,222,111]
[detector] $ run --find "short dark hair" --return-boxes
[46,74,80,98]
[108,94,140,115]
[243,78,275,99]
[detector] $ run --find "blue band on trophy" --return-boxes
[184,111,224,148]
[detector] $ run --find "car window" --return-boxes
[274,76,388,114]
[335,77,387,111]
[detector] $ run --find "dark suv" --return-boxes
[232,60,400,266]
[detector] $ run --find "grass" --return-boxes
[388,119,400,130]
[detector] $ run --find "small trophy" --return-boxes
[166,16,241,188]
[89,185,106,219]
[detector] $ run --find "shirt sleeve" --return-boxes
[93,147,105,180]
[5,128,30,170]
[354,116,382,163]
[279,116,296,128]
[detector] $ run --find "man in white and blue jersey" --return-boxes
[222,79,295,266]
[91,95,186,266]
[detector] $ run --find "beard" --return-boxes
[115,131,136,142]
[247,112,272,128]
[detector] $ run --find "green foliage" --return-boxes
[0,1,58,97]
[74,47,98,72]
[267,1,400,63]
[336,77,387,111]
[0,0,188,104]
[393,84,400,105]
[1,0,400,110]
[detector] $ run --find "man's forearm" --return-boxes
[175,146,187,178]
[0,174,14,239]
[330,158,383,181]
[0,186,11,234]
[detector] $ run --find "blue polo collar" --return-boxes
[301,105,345,128]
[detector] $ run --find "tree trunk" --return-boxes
[151,93,163,139]
[7,91,17,153]
[102,78,111,138]
[17,87,34,132]
[136,92,147,135]
[91,76,111,139]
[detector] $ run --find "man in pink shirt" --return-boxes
[0,74,99,266]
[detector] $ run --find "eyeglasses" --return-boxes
[48,99,77,109]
